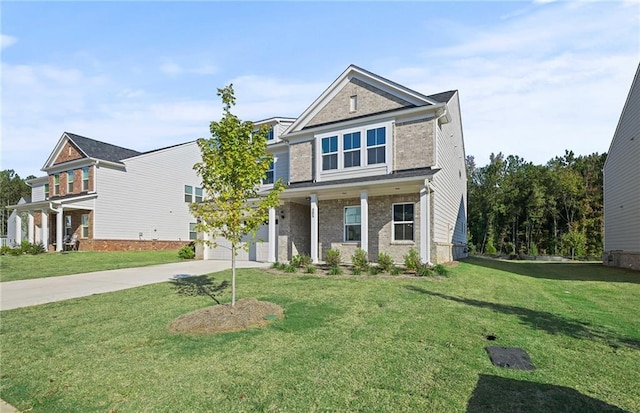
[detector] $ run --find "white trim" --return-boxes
[343,205,362,243]
[310,194,319,263]
[391,202,415,242]
[360,191,368,253]
[420,186,431,265]
[268,208,276,263]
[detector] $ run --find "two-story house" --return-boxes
[200,65,468,264]
[9,132,203,251]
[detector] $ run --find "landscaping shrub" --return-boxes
[433,264,449,276]
[305,265,316,274]
[29,242,46,255]
[416,264,432,277]
[367,266,380,276]
[178,243,195,259]
[351,248,369,272]
[351,267,362,275]
[403,248,421,272]
[376,252,393,272]
[325,249,341,267]
[0,245,12,255]
[284,264,297,273]
[390,266,401,276]
[291,253,312,268]
[328,265,342,275]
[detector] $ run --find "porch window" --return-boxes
[366,127,386,165]
[67,171,74,193]
[393,203,414,241]
[263,161,274,184]
[54,174,60,195]
[184,185,193,203]
[189,223,197,240]
[322,136,338,171]
[44,183,50,200]
[343,132,361,168]
[195,187,203,203]
[82,167,89,191]
[344,206,361,242]
[81,214,89,238]
[64,215,72,238]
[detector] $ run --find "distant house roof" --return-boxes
[65,132,141,163]
[426,90,457,103]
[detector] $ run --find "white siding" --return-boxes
[432,92,467,246]
[604,64,640,252]
[274,149,289,184]
[93,142,201,241]
[31,182,46,202]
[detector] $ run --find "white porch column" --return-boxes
[310,194,319,264]
[268,207,276,263]
[360,190,368,255]
[56,208,64,252]
[15,213,22,245]
[41,210,49,250]
[420,186,432,265]
[27,211,35,243]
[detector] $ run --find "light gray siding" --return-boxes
[93,142,201,241]
[273,148,289,184]
[30,182,47,202]
[604,64,640,253]
[431,92,467,260]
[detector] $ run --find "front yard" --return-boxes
[1,258,638,412]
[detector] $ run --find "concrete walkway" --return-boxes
[0,260,269,311]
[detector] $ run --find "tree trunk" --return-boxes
[231,243,236,307]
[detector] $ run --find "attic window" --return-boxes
[350,95,357,112]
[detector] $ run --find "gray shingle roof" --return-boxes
[65,132,141,163]
[426,90,456,103]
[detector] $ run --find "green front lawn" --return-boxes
[1,258,639,412]
[0,250,183,282]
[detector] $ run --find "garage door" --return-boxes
[204,224,271,261]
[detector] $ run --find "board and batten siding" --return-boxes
[431,92,467,257]
[93,142,201,241]
[604,64,640,253]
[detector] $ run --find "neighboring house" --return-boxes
[603,63,640,271]
[6,196,30,247]
[200,65,468,264]
[8,132,202,251]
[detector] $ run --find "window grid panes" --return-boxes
[195,187,203,203]
[44,183,50,200]
[65,215,72,238]
[184,185,193,203]
[67,171,74,193]
[81,214,89,238]
[54,175,60,195]
[189,223,197,241]
[266,127,274,141]
[322,136,338,171]
[344,206,361,242]
[82,167,89,191]
[393,203,414,241]
[343,132,361,168]
[367,127,386,165]
[263,162,274,184]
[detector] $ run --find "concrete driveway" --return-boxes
[0,260,270,311]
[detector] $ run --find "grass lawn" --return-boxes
[0,250,184,282]
[1,257,639,412]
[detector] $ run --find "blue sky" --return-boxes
[2,1,639,178]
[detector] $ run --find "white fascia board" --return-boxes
[26,176,49,185]
[45,158,99,174]
[280,174,436,198]
[42,133,84,171]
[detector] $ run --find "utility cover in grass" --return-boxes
[486,346,535,371]
[169,298,284,334]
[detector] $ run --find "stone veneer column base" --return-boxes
[603,251,640,271]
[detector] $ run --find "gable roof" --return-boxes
[426,90,457,103]
[64,132,141,162]
[285,65,442,134]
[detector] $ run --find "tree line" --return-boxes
[466,150,606,259]
[1,170,34,236]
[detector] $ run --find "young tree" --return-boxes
[191,85,285,306]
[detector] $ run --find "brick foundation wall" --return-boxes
[79,239,189,252]
[603,251,640,271]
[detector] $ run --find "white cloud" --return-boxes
[160,61,218,76]
[0,34,17,49]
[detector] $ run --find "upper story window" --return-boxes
[367,127,386,165]
[266,127,274,141]
[195,187,203,203]
[184,185,193,203]
[343,132,361,168]
[54,174,60,195]
[263,161,274,185]
[82,167,89,191]
[44,183,50,200]
[322,136,338,171]
[67,171,74,193]
[393,203,414,241]
[344,206,361,242]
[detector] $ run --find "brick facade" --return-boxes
[48,166,94,198]
[53,141,84,165]
[394,119,435,171]
[80,239,189,252]
[277,201,311,262]
[306,78,412,127]
[289,141,313,183]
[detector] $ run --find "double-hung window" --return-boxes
[263,161,274,184]
[343,132,361,168]
[266,127,274,141]
[322,136,338,171]
[393,203,414,241]
[67,171,74,193]
[81,214,89,238]
[367,127,386,165]
[64,215,72,238]
[184,185,193,203]
[344,206,361,242]
[54,174,60,195]
[195,187,203,203]
[82,167,89,191]
[189,223,197,240]
[44,183,50,200]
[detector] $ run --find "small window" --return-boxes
[81,214,89,238]
[343,132,361,168]
[65,215,72,238]
[344,206,361,242]
[195,187,203,203]
[67,171,74,193]
[367,127,386,165]
[184,185,193,203]
[44,183,50,200]
[54,174,60,195]
[263,162,274,185]
[82,167,89,191]
[393,203,414,241]
[322,136,338,171]
[189,222,197,241]
[266,127,274,141]
[350,95,358,112]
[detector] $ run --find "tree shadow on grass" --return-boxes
[170,275,229,305]
[466,374,627,413]
[406,286,640,350]
[465,257,640,284]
